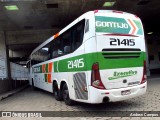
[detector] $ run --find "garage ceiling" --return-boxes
[0,0,103,30]
[0,0,159,63]
[0,0,159,32]
[0,0,160,31]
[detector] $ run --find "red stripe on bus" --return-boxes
[54,32,59,39]
[48,62,52,73]
[48,74,52,83]
[128,19,136,35]
[42,64,46,73]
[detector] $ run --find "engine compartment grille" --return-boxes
[102,48,141,59]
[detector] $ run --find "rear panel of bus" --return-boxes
[93,10,146,90]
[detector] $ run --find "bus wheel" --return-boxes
[62,84,74,106]
[53,82,62,101]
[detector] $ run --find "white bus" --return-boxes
[28,10,147,105]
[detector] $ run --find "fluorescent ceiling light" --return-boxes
[147,32,153,35]
[103,2,115,7]
[5,5,19,11]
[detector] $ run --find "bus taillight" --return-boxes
[94,10,99,13]
[91,63,105,89]
[141,61,147,84]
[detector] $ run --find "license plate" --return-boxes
[121,90,131,95]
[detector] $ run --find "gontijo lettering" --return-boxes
[95,16,143,35]
[96,21,129,29]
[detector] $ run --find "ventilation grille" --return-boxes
[102,48,141,59]
[73,72,88,100]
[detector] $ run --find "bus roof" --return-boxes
[30,10,141,58]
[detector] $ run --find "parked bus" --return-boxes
[28,10,147,105]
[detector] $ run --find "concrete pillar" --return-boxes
[0,31,12,94]
[145,38,150,76]
[0,31,7,79]
[4,31,11,80]
[5,31,12,91]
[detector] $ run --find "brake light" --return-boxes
[91,63,105,89]
[141,61,147,84]
[134,15,139,18]
[94,10,99,13]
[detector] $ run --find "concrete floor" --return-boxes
[0,78,160,120]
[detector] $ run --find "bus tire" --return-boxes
[62,84,74,106]
[53,82,62,101]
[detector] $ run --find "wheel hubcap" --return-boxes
[54,85,58,96]
[54,91,58,96]
[63,90,68,100]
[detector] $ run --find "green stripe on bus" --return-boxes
[54,61,58,72]
[34,52,146,73]
[44,74,47,82]
[45,64,48,73]
[133,20,143,35]
[55,52,146,72]
[33,65,42,73]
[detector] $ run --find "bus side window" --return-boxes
[52,37,63,58]
[31,43,50,64]
[26,61,30,68]
[72,19,85,51]
[64,46,71,54]
[31,60,36,66]
[72,26,77,51]
[62,30,72,54]
[85,19,89,33]
[26,61,31,72]
[31,52,39,65]
[41,44,50,61]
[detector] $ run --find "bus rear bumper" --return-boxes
[89,82,147,103]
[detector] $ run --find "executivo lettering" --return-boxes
[108,70,137,80]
